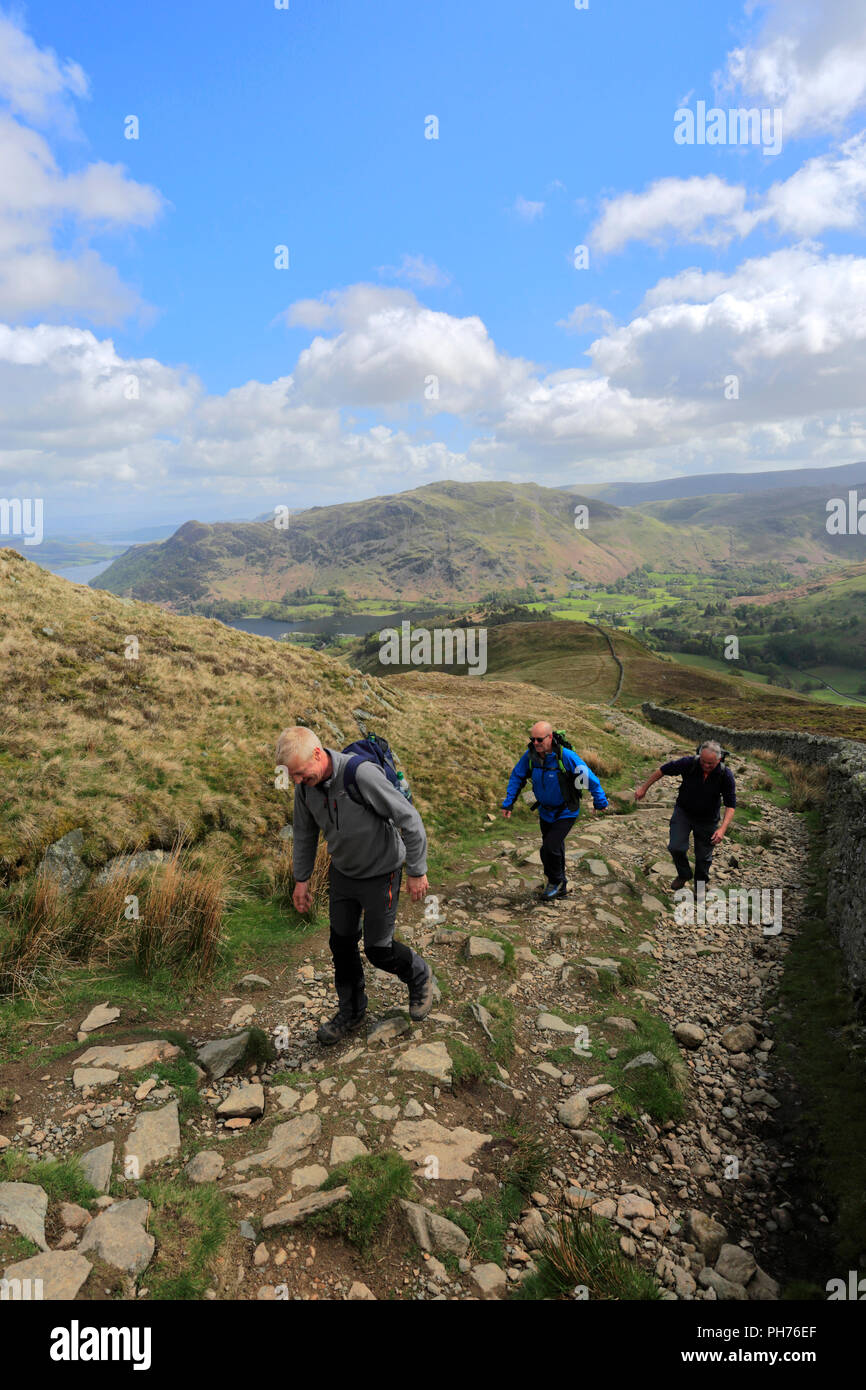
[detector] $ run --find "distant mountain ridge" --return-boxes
[570,461,866,507]
[90,472,866,613]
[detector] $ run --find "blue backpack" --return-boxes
[342,734,412,813]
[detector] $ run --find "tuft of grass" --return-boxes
[512,1211,660,1300]
[606,1019,688,1125]
[310,1151,415,1253]
[476,994,516,1064]
[139,1178,231,1300]
[0,1151,99,1206]
[446,1038,495,1085]
[778,758,828,812]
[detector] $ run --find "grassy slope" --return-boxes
[91,480,731,612]
[0,550,633,884]
[638,485,866,570]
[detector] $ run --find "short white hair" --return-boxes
[275,726,321,767]
[699,740,723,758]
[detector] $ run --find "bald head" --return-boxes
[529,720,554,755]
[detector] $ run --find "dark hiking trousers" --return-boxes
[668,805,719,883]
[539,813,576,886]
[328,862,428,1013]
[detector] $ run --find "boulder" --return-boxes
[196,1032,250,1079]
[0,1181,48,1250]
[398,1199,470,1256]
[78,1198,154,1274]
[1,1250,91,1300]
[124,1102,181,1177]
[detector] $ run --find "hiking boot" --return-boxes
[316,999,367,1046]
[542,879,566,901]
[408,963,435,1022]
[670,876,690,891]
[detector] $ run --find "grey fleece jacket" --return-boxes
[291,747,428,882]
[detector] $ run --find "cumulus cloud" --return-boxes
[590,135,866,253]
[0,19,165,322]
[0,9,88,131]
[286,284,533,415]
[717,0,866,139]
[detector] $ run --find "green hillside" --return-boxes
[91,481,731,614]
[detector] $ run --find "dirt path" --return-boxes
[0,742,822,1302]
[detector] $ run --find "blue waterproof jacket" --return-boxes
[502,746,609,823]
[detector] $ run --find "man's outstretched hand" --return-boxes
[407,873,429,903]
[502,807,512,819]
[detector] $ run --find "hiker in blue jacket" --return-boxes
[501,720,609,900]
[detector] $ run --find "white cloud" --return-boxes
[0,10,88,131]
[513,195,545,221]
[592,175,748,253]
[590,135,866,253]
[287,284,533,415]
[718,0,866,138]
[377,252,452,287]
[0,21,165,323]
[557,304,616,334]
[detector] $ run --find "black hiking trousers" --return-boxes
[668,805,719,883]
[539,813,576,886]
[328,862,428,1013]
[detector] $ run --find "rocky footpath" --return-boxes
[0,748,818,1300]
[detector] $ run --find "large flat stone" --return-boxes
[72,1068,119,1090]
[390,1041,453,1084]
[79,1003,121,1035]
[78,1142,114,1194]
[124,1102,181,1178]
[390,1119,491,1180]
[1,1250,91,1300]
[261,1185,350,1229]
[536,1013,576,1035]
[217,1083,264,1119]
[74,1040,180,1071]
[232,1114,322,1173]
[329,1136,369,1166]
[0,1182,48,1251]
[78,1199,154,1275]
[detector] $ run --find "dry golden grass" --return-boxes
[0,549,632,887]
[580,747,624,779]
[0,871,77,999]
[778,758,829,811]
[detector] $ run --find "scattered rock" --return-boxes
[185,1151,225,1184]
[197,1032,250,1079]
[261,1186,350,1229]
[124,1102,181,1177]
[391,1041,453,1085]
[0,1181,48,1250]
[399,1199,470,1256]
[79,1198,155,1275]
[2,1250,91,1300]
[217,1084,265,1120]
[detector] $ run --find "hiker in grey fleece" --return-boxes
[276,725,435,1045]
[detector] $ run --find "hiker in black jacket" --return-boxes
[276,725,434,1045]
[635,741,736,889]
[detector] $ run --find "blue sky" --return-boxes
[2,0,866,530]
